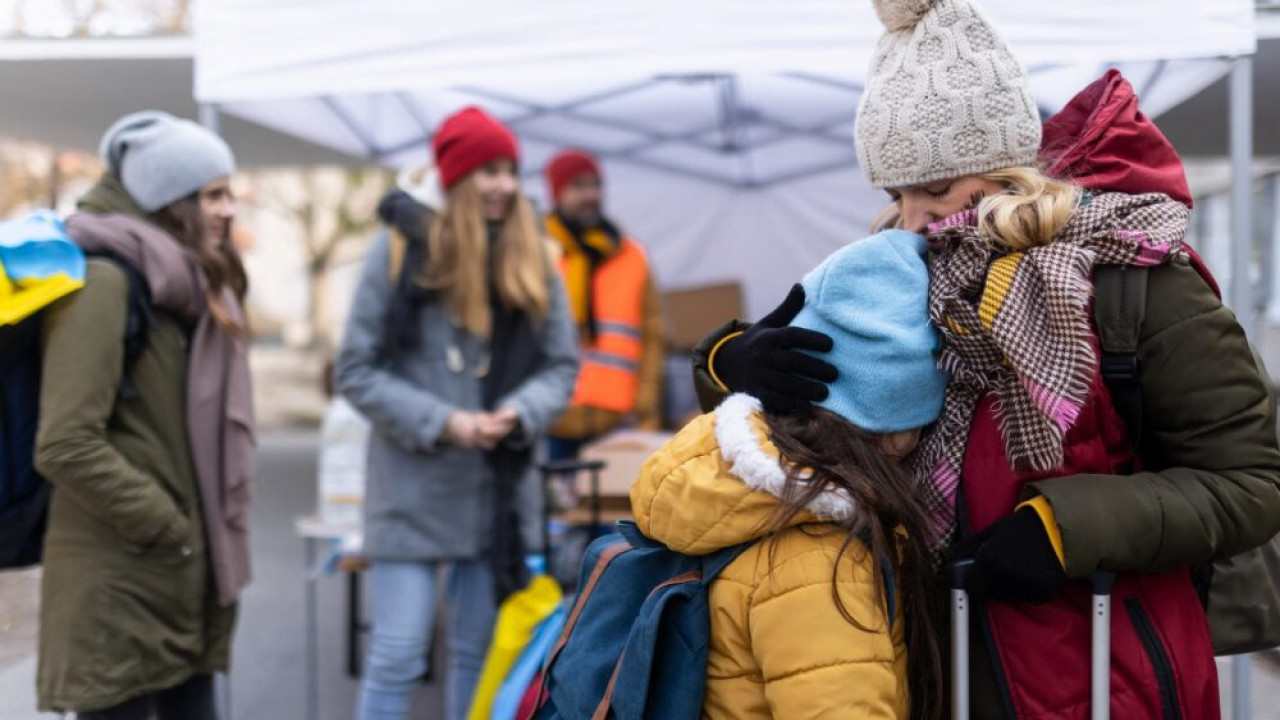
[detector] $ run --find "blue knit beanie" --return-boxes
[790,229,948,433]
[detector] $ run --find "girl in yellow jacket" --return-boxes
[631,230,949,720]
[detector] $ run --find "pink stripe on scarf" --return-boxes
[1116,230,1177,267]
[1022,375,1083,433]
[929,461,961,535]
[929,208,979,235]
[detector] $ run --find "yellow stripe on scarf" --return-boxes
[978,253,1024,331]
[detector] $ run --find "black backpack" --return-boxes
[0,254,153,569]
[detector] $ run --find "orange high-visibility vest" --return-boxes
[558,239,649,414]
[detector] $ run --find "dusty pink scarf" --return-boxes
[66,212,254,606]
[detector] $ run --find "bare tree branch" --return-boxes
[12,0,26,35]
[165,0,190,34]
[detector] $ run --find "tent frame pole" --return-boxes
[1228,53,1255,720]
[1230,54,1255,341]
[199,103,221,135]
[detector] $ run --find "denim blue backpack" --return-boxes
[532,520,751,720]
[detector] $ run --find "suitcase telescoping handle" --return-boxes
[1091,570,1117,720]
[540,459,607,533]
[950,560,1117,720]
[950,558,976,720]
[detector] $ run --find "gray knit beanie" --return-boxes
[855,0,1041,189]
[99,111,236,213]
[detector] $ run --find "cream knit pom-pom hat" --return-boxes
[855,0,1042,188]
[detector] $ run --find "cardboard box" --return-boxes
[577,429,674,499]
[662,282,744,351]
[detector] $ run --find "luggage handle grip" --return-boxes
[950,557,977,591]
[540,459,606,476]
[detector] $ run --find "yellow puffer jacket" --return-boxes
[630,393,909,720]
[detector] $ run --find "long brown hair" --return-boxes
[424,175,549,338]
[148,195,249,332]
[764,409,943,720]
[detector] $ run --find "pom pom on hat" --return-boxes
[872,0,938,32]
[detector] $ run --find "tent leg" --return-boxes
[1264,176,1280,324]
[1230,55,1255,340]
[200,103,222,136]
[1233,655,1252,720]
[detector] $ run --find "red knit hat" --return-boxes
[546,150,601,202]
[431,106,520,191]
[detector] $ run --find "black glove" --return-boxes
[956,507,1066,604]
[712,284,837,414]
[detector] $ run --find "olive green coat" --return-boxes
[34,258,236,713]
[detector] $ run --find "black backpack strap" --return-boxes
[88,254,154,400]
[1093,265,1148,457]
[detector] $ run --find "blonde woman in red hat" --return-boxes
[543,149,664,461]
[336,106,579,720]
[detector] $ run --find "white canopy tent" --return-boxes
[194,1,1257,319]
[193,5,1264,716]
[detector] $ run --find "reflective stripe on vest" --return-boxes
[557,238,649,414]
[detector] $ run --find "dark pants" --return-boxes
[546,436,586,463]
[77,674,217,720]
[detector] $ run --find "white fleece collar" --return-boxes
[713,393,858,522]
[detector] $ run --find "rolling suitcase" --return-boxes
[950,560,1117,720]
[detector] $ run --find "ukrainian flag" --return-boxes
[0,210,86,326]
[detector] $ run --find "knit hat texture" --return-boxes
[855,0,1041,189]
[432,107,520,191]
[790,229,948,433]
[99,111,236,213]
[546,150,601,202]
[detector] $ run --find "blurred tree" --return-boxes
[247,168,391,350]
[2,0,190,37]
[0,144,100,218]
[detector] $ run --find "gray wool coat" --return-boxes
[335,230,579,561]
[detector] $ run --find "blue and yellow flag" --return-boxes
[0,210,85,326]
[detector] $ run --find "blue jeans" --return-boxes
[355,560,496,720]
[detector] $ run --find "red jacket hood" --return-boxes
[1041,69,1193,208]
[1041,70,1220,297]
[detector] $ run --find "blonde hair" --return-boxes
[873,166,1083,251]
[425,176,549,338]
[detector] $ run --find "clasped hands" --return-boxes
[444,407,519,450]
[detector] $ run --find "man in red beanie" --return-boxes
[544,149,664,463]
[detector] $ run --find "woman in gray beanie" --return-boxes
[693,1,1280,718]
[34,110,252,720]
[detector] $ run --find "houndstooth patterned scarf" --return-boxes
[911,192,1191,552]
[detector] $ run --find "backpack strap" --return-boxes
[87,254,154,400]
[1093,265,1148,453]
[700,541,752,583]
[536,539,632,710]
